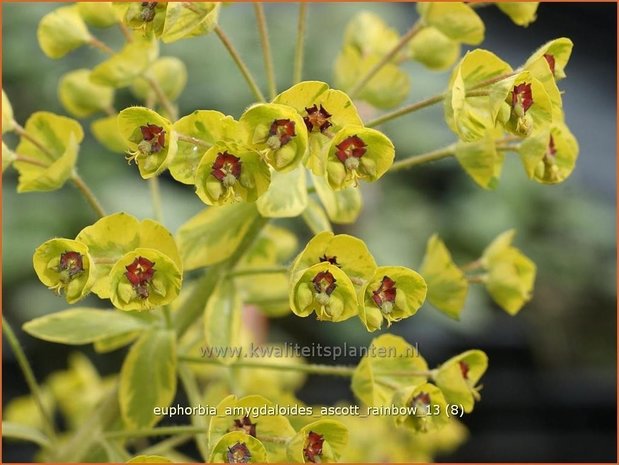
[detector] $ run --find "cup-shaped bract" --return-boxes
[161,2,220,43]
[417,2,484,45]
[240,103,309,172]
[77,2,119,28]
[195,143,271,206]
[13,112,84,193]
[393,382,449,432]
[455,134,505,190]
[33,238,95,304]
[481,230,536,315]
[209,431,268,464]
[110,248,182,311]
[118,106,177,178]
[497,3,539,27]
[287,420,349,463]
[291,262,359,322]
[290,231,377,286]
[171,110,242,184]
[359,266,427,332]
[409,27,461,72]
[434,349,488,413]
[37,5,92,59]
[523,37,573,80]
[130,57,188,104]
[519,123,579,184]
[209,394,296,463]
[326,126,395,191]
[419,235,469,320]
[58,69,115,118]
[273,81,363,175]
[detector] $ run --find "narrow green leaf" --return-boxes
[119,329,177,429]
[23,308,151,345]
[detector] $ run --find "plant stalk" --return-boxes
[254,3,277,100]
[389,144,457,173]
[71,174,107,219]
[214,25,266,103]
[366,93,446,128]
[293,2,308,84]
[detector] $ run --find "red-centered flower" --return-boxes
[211,151,242,185]
[372,275,397,309]
[547,134,557,157]
[226,442,252,463]
[511,83,534,115]
[335,135,367,165]
[140,123,166,153]
[319,254,340,267]
[412,391,431,407]
[312,270,337,296]
[59,251,84,278]
[232,416,257,438]
[125,256,156,299]
[269,119,296,147]
[303,431,325,463]
[543,53,556,75]
[304,104,332,133]
[459,361,470,380]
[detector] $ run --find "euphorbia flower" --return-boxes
[435,349,488,413]
[359,266,427,332]
[211,151,242,187]
[290,231,377,290]
[118,107,177,179]
[303,431,325,463]
[226,442,252,463]
[394,383,449,432]
[33,239,95,304]
[511,83,533,117]
[124,256,156,299]
[291,262,359,322]
[524,37,573,80]
[518,123,579,184]
[239,103,308,172]
[304,104,333,133]
[326,126,394,190]
[195,143,271,206]
[232,416,257,437]
[273,81,363,175]
[110,248,182,311]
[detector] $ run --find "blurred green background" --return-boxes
[3,2,616,462]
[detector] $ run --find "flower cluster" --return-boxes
[289,232,427,331]
[33,213,182,311]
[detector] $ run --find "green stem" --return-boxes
[138,434,193,456]
[89,36,115,55]
[105,425,207,440]
[149,176,164,223]
[468,70,519,91]
[293,2,308,84]
[214,25,266,103]
[179,355,356,377]
[2,317,56,442]
[349,21,422,98]
[460,259,483,272]
[13,154,50,169]
[466,275,488,284]
[388,144,457,173]
[173,215,269,338]
[365,93,445,128]
[12,121,55,162]
[228,265,288,278]
[71,174,107,219]
[177,364,210,460]
[255,3,277,100]
[144,75,178,121]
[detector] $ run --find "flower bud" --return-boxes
[286,420,348,463]
[208,431,268,463]
[393,383,449,432]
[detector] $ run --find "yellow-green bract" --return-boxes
[434,349,488,413]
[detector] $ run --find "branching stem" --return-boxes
[255,3,277,100]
